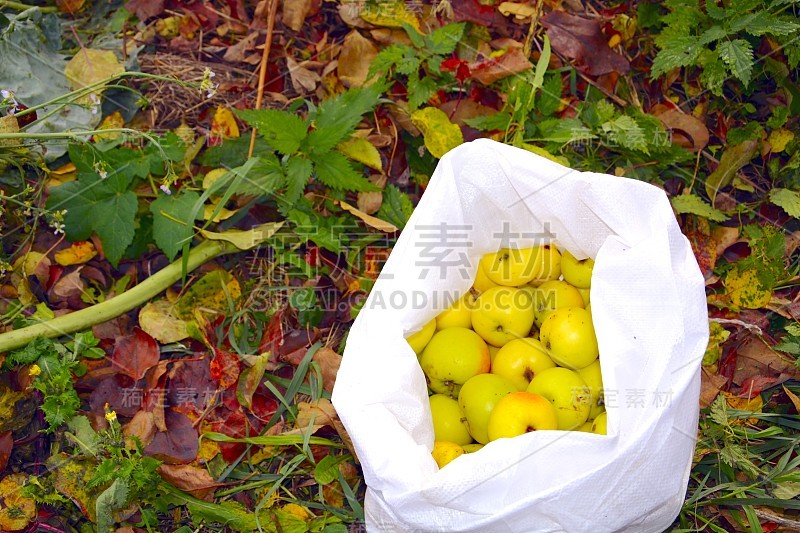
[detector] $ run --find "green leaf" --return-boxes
[671,194,729,222]
[314,454,345,485]
[408,75,438,110]
[286,155,314,194]
[8,337,54,366]
[313,151,375,191]
[769,188,800,218]
[337,137,383,171]
[236,109,308,155]
[309,85,382,153]
[698,51,728,96]
[651,35,702,78]
[730,11,800,36]
[424,22,466,55]
[463,111,513,131]
[93,191,138,267]
[601,115,649,153]
[705,140,758,200]
[367,44,413,78]
[537,73,563,116]
[65,415,100,456]
[718,39,754,85]
[378,184,414,230]
[151,190,202,261]
[698,25,727,45]
[767,106,790,129]
[96,478,130,532]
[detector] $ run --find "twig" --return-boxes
[522,0,545,58]
[248,0,280,159]
[574,69,629,107]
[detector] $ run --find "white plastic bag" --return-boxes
[331,139,708,532]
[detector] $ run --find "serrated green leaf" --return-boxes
[730,11,800,36]
[537,73,562,116]
[698,51,729,96]
[718,39,754,85]
[314,151,376,191]
[671,194,729,222]
[66,415,100,456]
[424,22,466,55]
[651,35,702,78]
[151,190,202,261]
[602,115,649,153]
[774,338,800,355]
[309,85,382,154]
[698,25,727,45]
[705,140,758,200]
[367,44,414,78]
[769,188,800,217]
[377,184,414,230]
[408,75,438,110]
[8,337,54,366]
[286,155,314,193]
[236,109,308,155]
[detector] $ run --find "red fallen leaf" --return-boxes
[453,0,510,31]
[144,410,198,464]
[258,306,288,354]
[13,104,37,128]
[166,357,215,412]
[89,376,142,418]
[210,349,240,390]
[250,393,279,423]
[208,408,257,463]
[0,432,11,474]
[540,11,630,76]
[124,0,165,21]
[441,58,471,83]
[113,327,160,382]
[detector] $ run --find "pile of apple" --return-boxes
[406,245,607,468]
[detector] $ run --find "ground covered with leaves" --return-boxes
[0,0,798,531]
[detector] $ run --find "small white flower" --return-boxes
[159,184,171,195]
[200,68,218,99]
[1,89,10,99]
[94,163,108,180]
[53,222,65,235]
[89,93,101,115]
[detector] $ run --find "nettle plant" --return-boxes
[650,0,800,95]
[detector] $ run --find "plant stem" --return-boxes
[0,239,239,353]
[0,0,57,12]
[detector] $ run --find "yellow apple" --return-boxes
[462,443,484,453]
[539,307,599,369]
[591,412,607,435]
[432,441,464,468]
[526,367,592,430]
[491,337,556,391]
[473,260,499,293]
[420,327,491,396]
[577,421,594,432]
[577,287,590,307]
[487,391,558,441]
[488,344,500,364]
[561,250,594,289]
[577,359,605,419]
[528,243,562,284]
[405,318,436,355]
[436,291,477,330]
[458,373,517,444]
[532,279,585,328]
[471,286,535,347]
[482,247,544,286]
[429,394,472,445]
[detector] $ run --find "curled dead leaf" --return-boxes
[338,30,379,87]
[158,464,219,501]
[653,108,709,152]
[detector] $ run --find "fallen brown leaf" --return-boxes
[701,366,728,407]
[540,11,630,76]
[338,30,379,87]
[158,464,219,501]
[283,0,317,31]
[653,108,710,152]
[123,410,157,448]
[470,47,533,85]
[313,347,342,393]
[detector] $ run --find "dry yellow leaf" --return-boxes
[54,241,97,266]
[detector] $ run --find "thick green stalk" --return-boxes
[0,239,239,353]
[0,1,57,12]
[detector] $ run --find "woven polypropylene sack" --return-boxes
[332,139,708,532]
